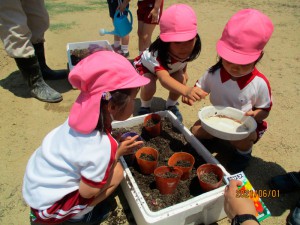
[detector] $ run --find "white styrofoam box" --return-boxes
[66,40,113,71]
[112,111,230,225]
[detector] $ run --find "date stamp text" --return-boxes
[236,189,280,198]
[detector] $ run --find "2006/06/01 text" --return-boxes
[236,189,280,198]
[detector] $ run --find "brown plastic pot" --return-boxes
[168,152,195,180]
[143,113,162,138]
[196,163,224,192]
[135,147,159,175]
[154,166,183,195]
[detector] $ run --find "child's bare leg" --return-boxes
[137,21,156,52]
[190,120,214,139]
[140,73,157,101]
[90,162,124,206]
[230,131,257,152]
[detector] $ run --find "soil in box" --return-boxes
[70,44,111,66]
[112,117,225,211]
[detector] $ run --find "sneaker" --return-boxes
[227,151,252,173]
[117,49,130,58]
[111,45,121,52]
[269,172,300,193]
[288,199,300,225]
[166,105,183,122]
[138,107,151,115]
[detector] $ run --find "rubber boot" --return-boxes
[33,42,68,80]
[15,57,63,103]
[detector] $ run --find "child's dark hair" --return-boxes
[149,34,201,70]
[95,88,134,132]
[208,53,264,74]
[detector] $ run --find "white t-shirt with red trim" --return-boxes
[23,119,117,210]
[133,49,187,75]
[196,67,272,112]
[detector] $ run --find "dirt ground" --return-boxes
[0,0,299,224]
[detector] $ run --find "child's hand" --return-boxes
[245,109,269,123]
[185,87,208,104]
[117,135,143,157]
[182,96,193,105]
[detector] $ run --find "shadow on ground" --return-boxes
[0,70,72,99]
[202,138,300,218]
[133,96,167,117]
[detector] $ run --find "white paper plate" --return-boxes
[198,106,257,141]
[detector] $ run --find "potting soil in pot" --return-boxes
[112,117,224,211]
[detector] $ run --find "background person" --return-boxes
[106,0,130,57]
[137,0,164,55]
[0,0,67,103]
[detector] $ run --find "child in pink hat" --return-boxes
[133,3,206,122]
[22,51,149,224]
[187,9,274,173]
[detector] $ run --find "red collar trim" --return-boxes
[220,67,258,90]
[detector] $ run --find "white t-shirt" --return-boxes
[23,119,117,210]
[196,67,272,112]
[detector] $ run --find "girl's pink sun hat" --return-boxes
[159,4,197,42]
[217,9,274,65]
[68,51,150,134]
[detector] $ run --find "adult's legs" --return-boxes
[0,0,62,102]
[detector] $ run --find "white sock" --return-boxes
[236,148,252,155]
[166,98,178,108]
[141,99,152,108]
[121,45,129,53]
[114,41,120,48]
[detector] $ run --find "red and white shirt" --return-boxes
[133,49,187,76]
[22,119,117,223]
[196,67,272,112]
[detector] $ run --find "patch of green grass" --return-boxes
[45,1,98,15]
[86,0,107,8]
[45,0,107,31]
[49,22,77,32]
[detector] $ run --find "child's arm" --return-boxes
[245,109,269,123]
[116,135,143,159]
[79,180,101,199]
[119,0,130,13]
[148,0,163,23]
[156,70,207,103]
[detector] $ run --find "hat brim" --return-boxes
[216,40,261,65]
[160,31,197,42]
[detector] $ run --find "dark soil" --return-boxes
[199,172,220,184]
[157,171,180,178]
[70,44,111,66]
[139,153,156,161]
[145,117,160,126]
[175,160,191,167]
[112,117,225,212]
[70,49,90,66]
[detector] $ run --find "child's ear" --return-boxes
[107,101,117,114]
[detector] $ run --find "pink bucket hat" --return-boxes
[217,9,274,65]
[159,4,197,42]
[68,51,150,134]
